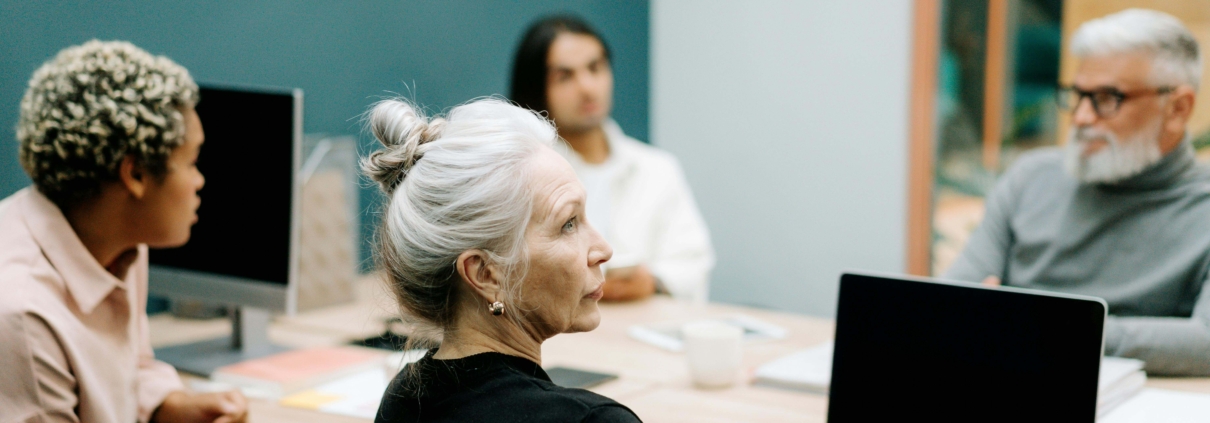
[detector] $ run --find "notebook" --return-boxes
[211,346,386,397]
[752,341,833,394]
[279,368,388,419]
[278,349,425,418]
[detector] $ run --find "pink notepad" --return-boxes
[212,346,386,397]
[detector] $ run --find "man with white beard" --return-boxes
[945,9,1209,376]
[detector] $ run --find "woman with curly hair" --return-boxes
[0,40,247,423]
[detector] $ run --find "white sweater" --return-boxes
[555,120,715,303]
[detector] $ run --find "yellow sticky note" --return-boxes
[280,390,342,410]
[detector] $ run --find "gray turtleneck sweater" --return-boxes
[945,139,1210,376]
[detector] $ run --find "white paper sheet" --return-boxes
[1100,388,1210,423]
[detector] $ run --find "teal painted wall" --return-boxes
[0,1,649,269]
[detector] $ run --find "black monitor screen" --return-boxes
[827,273,1105,422]
[149,86,297,286]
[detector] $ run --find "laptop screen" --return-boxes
[827,273,1106,422]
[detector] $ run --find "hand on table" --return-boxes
[601,265,657,302]
[982,276,1002,287]
[152,390,248,423]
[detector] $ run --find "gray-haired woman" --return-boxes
[364,98,641,422]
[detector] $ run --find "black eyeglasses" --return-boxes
[1056,85,1174,118]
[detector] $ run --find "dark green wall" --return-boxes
[0,1,649,269]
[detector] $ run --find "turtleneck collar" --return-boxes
[1097,134,1195,191]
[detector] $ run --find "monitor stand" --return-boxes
[154,306,291,377]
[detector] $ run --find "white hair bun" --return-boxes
[362,99,446,193]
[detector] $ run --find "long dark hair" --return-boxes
[509,14,612,115]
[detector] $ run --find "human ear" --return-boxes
[454,249,503,303]
[118,155,148,199]
[1164,86,1196,132]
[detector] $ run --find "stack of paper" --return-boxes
[1097,357,1146,418]
[752,341,833,394]
[1101,388,1210,423]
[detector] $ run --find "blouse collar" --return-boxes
[18,188,133,313]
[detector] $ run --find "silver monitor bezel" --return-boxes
[148,85,304,316]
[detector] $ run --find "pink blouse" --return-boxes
[0,188,183,423]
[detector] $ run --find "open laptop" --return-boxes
[826,272,1107,422]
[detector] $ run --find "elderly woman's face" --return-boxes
[518,146,612,337]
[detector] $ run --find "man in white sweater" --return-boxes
[510,15,715,303]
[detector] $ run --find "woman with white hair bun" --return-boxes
[365,97,641,422]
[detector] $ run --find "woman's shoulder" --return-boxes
[519,377,625,408]
[489,373,642,422]
[378,353,640,422]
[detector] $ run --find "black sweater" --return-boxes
[376,349,641,423]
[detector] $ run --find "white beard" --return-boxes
[1063,119,1164,184]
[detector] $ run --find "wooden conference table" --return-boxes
[149,277,1210,423]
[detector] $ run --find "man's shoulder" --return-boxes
[613,136,684,178]
[1007,146,1066,176]
[1184,159,1210,183]
[995,146,1069,191]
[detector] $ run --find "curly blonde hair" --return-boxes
[17,40,199,207]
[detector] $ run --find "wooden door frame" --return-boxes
[906,0,942,276]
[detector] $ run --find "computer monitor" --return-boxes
[149,83,303,376]
[827,272,1106,422]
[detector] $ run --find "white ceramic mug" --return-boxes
[682,321,744,388]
